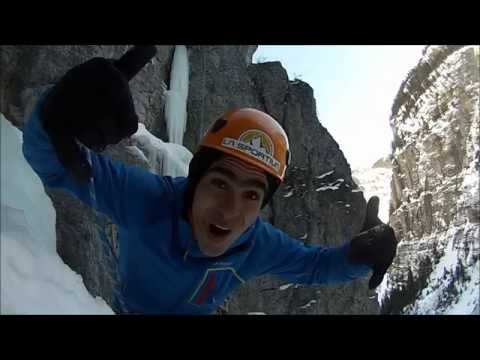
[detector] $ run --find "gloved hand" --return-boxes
[347,196,398,289]
[40,45,157,183]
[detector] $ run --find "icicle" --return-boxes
[165,45,189,145]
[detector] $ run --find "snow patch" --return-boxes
[130,123,192,177]
[279,283,294,291]
[299,299,317,309]
[1,114,113,314]
[315,179,344,192]
[316,170,334,179]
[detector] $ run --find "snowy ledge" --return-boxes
[1,114,113,314]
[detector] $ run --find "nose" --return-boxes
[218,190,241,220]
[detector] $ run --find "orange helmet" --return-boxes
[199,108,291,182]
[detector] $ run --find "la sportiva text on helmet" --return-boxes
[199,108,290,182]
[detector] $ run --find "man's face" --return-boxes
[189,155,268,257]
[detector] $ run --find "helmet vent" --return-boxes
[210,118,227,133]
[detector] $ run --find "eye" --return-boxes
[211,178,228,190]
[245,191,261,201]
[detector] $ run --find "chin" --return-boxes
[199,243,229,258]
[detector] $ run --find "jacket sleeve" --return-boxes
[22,90,171,229]
[254,221,371,285]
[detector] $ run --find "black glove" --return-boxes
[41,45,157,183]
[347,196,398,289]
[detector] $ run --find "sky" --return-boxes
[252,45,425,169]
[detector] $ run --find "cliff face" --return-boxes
[381,46,479,314]
[1,45,377,314]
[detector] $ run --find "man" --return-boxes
[22,46,397,314]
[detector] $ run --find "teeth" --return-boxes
[214,224,230,231]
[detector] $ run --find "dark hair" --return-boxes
[184,147,280,216]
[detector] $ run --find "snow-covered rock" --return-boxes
[383,46,480,314]
[130,122,192,177]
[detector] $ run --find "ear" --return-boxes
[262,174,280,208]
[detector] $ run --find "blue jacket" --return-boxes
[22,92,370,314]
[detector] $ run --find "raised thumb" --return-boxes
[369,263,389,290]
[362,196,382,230]
[114,45,157,82]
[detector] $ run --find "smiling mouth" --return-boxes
[209,224,231,238]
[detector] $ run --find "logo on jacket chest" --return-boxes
[189,267,245,306]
